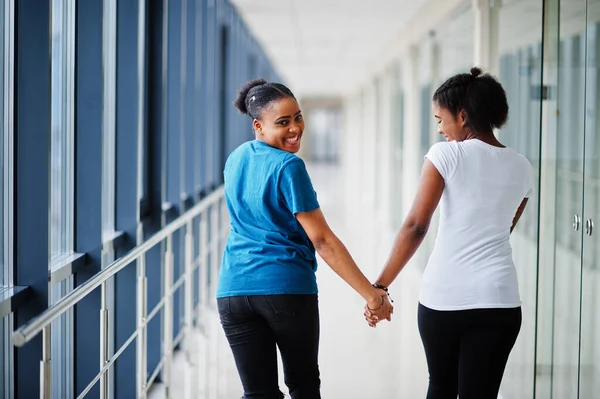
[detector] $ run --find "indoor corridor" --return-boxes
[147,162,429,399]
[3,1,600,398]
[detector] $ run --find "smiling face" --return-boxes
[433,101,469,142]
[253,96,304,153]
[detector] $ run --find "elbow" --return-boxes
[311,229,338,254]
[311,234,329,252]
[405,219,430,239]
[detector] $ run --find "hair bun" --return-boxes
[469,67,482,78]
[233,78,267,114]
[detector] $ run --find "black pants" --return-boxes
[418,303,522,399]
[217,295,321,399]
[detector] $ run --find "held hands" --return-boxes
[364,287,393,328]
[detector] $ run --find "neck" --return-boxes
[467,131,505,147]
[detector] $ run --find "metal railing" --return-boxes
[13,187,229,399]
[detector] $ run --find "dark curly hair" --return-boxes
[433,67,509,134]
[233,78,296,120]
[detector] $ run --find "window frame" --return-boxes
[1,3,14,398]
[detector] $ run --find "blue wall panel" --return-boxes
[114,0,141,397]
[184,0,196,203]
[13,1,51,397]
[166,0,184,344]
[74,0,104,396]
[146,0,166,380]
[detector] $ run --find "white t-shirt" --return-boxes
[419,139,533,311]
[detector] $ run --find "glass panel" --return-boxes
[1,2,13,397]
[305,107,342,163]
[437,3,475,78]
[390,64,404,229]
[0,0,4,290]
[50,0,75,259]
[552,2,587,397]
[419,84,431,161]
[102,0,117,239]
[50,0,75,397]
[100,2,118,395]
[1,314,14,398]
[1,316,4,397]
[495,0,544,397]
[580,3,600,397]
[50,277,74,399]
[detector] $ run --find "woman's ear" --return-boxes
[459,109,468,127]
[253,119,262,135]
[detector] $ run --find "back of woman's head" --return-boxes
[233,78,296,120]
[433,67,508,134]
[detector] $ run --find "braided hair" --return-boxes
[433,67,509,134]
[233,78,296,120]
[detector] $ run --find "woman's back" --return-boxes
[217,139,320,298]
[421,139,532,311]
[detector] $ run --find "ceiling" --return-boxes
[230,0,427,99]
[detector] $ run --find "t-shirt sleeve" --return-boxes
[424,142,458,181]
[279,158,320,214]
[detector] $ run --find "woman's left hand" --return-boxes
[364,295,393,328]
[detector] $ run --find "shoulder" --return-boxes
[283,153,305,166]
[428,140,461,155]
[517,153,533,179]
[507,149,533,170]
[279,154,308,176]
[426,141,462,162]
[518,152,533,168]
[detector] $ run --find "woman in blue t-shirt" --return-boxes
[216,78,392,399]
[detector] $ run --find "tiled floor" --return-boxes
[149,162,431,399]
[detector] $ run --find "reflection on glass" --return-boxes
[102,0,117,239]
[50,0,75,397]
[50,0,75,259]
[391,66,404,229]
[580,5,600,396]
[552,3,587,397]
[419,84,432,161]
[1,316,7,397]
[0,0,5,289]
[496,0,543,397]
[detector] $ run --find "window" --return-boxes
[419,84,432,159]
[306,107,342,163]
[0,0,5,291]
[102,0,117,240]
[50,0,75,260]
[1,2,14,397]
[50,0,76,397]
[101,2,117,392]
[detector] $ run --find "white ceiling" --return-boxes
[230,0,427,98]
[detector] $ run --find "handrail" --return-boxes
[12,186,225,348]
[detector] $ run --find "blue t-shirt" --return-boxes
[216,140,320,298]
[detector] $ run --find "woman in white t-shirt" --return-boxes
[365,67,532,399]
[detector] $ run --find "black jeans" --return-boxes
[217,295,321,399]
[418,303,522,399]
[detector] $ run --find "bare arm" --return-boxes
[374,159,445,288]
[296,208,387,311]
[510,198,529,234]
